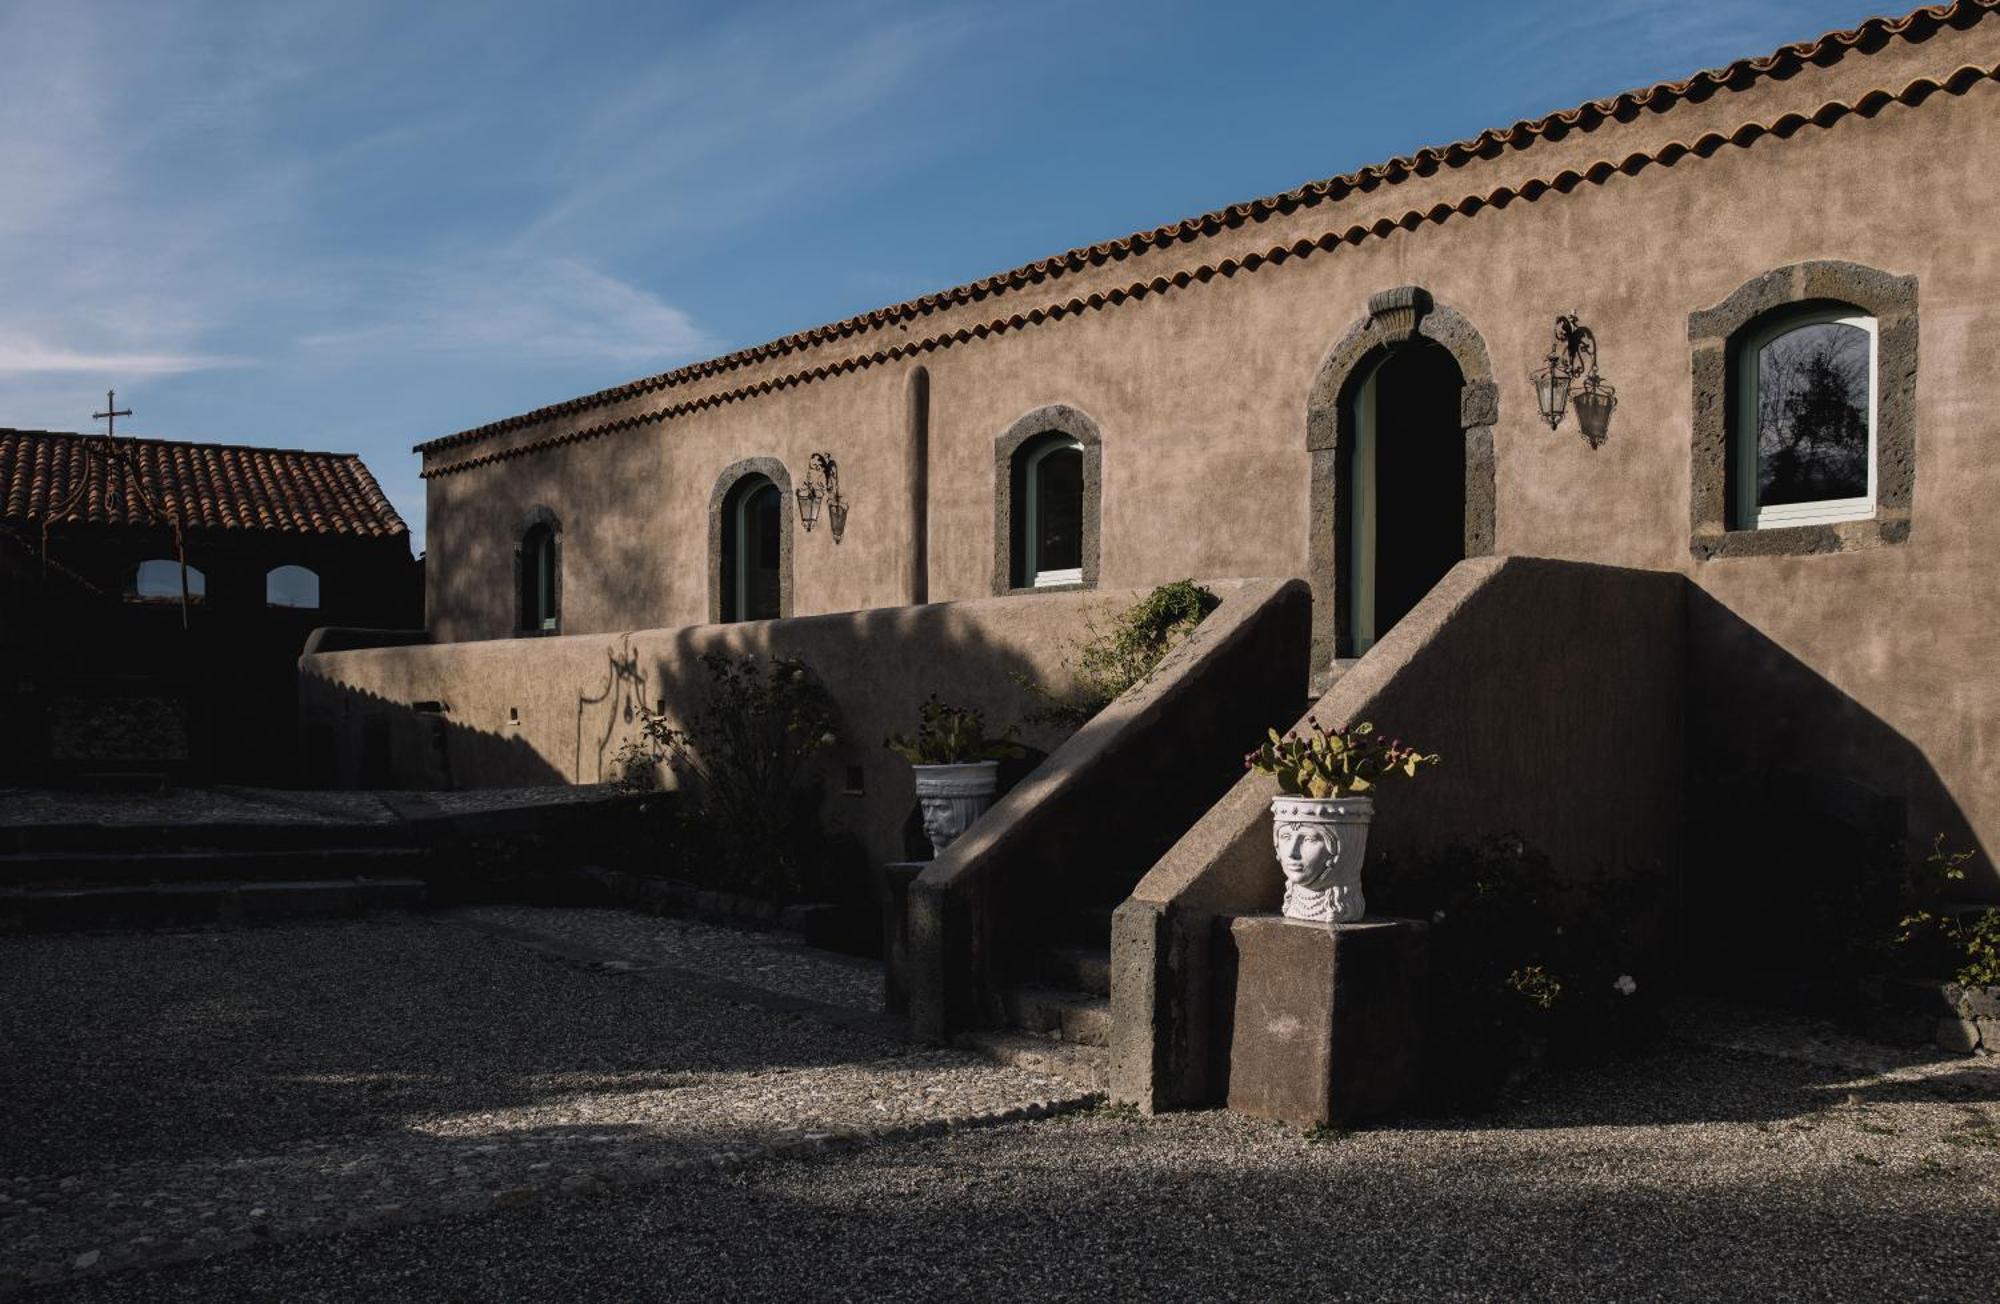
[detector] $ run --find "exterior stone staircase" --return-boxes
[0,822,428,932]
[955,904,1116,1090]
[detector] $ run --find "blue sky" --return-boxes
[1,0,1891,550]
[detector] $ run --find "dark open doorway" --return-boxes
[721,477,783,622]
[1346,339,1466,654]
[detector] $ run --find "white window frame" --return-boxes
[1733,307,1878,530]
[1023,437,1084,588]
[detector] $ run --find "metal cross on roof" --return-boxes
[91,389,133,438]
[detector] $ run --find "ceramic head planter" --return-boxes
[886,696,1025,860]
[1271,795,1372,923]
[913,761,1001,857]
[1246,720,1439,926]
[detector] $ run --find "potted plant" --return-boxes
[1245,720,1438,924]
[885,696,1025,858]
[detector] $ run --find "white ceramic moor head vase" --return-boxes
[1270,794,1374,924]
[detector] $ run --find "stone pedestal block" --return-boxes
[875,861,926,1016]
[1220,915,1428,1128]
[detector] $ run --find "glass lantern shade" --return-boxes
[1573,383,1617,447]
[794,483,822,532]
[827,495,849,543]
[1534,363,1571,430]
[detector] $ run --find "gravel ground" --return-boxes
[34,1044,2000,1303]
[450,905,885,1011]
[0,914,1088,1292]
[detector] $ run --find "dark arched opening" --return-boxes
[1343,339,1467,653]
[721,475,784,622]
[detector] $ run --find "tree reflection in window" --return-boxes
[1734,307,1876,529]
[1756,321,1870,506]
[1014,436,1083,587]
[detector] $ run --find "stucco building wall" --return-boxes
[414,10,2000,883]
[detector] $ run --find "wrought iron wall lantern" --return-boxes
[1531,314,1618,448]
[794,452,849,543]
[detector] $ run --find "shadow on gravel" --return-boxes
[0,918,902,1173]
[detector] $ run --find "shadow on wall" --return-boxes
[299,589,1140,882]
[298,676,566,791]
[1684,586,1997,984]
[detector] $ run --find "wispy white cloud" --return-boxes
[297,257,714,366]
[0,337,249,377]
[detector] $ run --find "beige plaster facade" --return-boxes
[408,5,2000,886]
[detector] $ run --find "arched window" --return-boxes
[127,559,205,603]
[1732,305,1877,529]
[722,475,784,622]
[994,404,1101,594]
[265,564,321,609]
[1689,261,1914,561]
[1013,435,1084,588]
[518,520,559,633]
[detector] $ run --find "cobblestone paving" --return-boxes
[0,913,1091,1293]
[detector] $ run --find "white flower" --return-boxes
[1613,974,1637,997]
[1431,910,1446,923]
[819,733,836,746]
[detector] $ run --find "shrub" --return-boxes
[1894,836,2000,989]
[884,696,1025,766]
[1019,580,1220,728]
[627,653,839,900]
[1369,835,1659,1113]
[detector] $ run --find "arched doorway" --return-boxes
[1306,287,1498,669]
[721,475,784,622]
[1345,340,1466,654]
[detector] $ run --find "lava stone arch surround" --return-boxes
[707,457,794,624]
[1305,287,1499,670]
[1687,260,1918,561]
[992,403,1104,596]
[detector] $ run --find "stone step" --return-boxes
[0,846,429,889]
[0,877,428,933]
[955,1030,1109,1093]
[0,820,418,856]
[1000,986,1112,1047]
[1065,903,1116,947]
[1033,945,1111,998]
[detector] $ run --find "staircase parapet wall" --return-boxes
[1111,556,1687,1112]
[906,577,1313,1041]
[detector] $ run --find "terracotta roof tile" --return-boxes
[415,0,1997,459]
[0,429,408,539]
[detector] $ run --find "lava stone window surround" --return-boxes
[707,457,795,624]
[1689,260,1917,561]
[1306,286,1499,671]
[993,404,1103,596]
[514,507,562,636]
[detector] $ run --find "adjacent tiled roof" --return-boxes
[0,429,409,538]
[415,0,1998,459]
